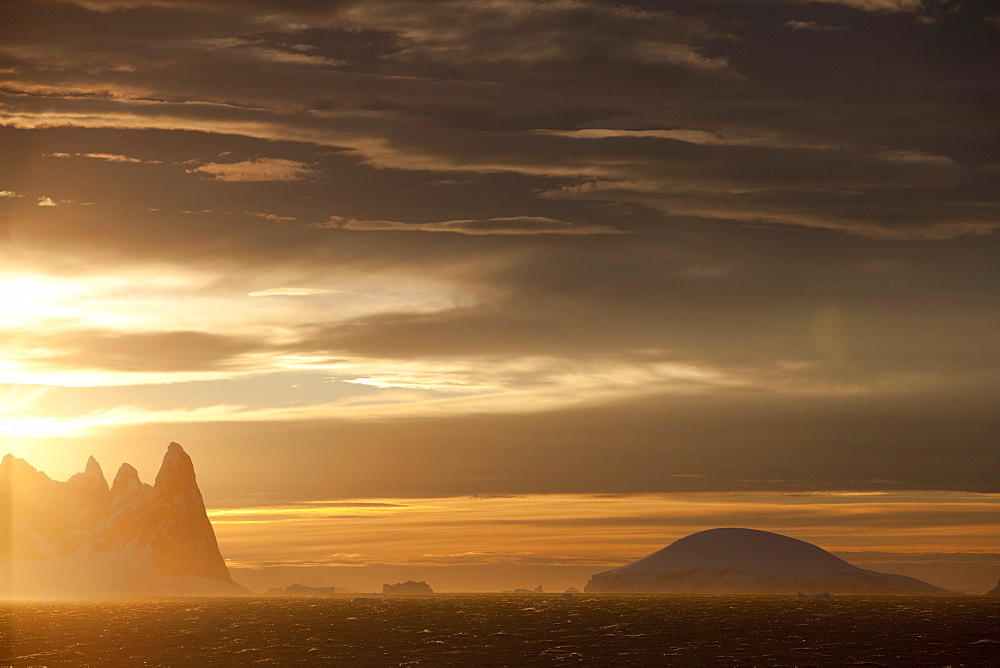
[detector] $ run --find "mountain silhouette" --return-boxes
[1,443,244,597]
[586,528,952,595]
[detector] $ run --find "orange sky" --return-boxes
[208,491,1000,593]
[1,0,998,593]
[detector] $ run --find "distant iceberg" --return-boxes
[797,592,830,600]
[382,580,433,595]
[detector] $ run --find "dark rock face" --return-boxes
[986,580,1000,596]
[1,443,232,585]
[586,528,953,595]
[382,580,433,595]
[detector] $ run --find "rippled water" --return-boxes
[2,595,998,666]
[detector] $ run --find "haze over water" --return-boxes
[4,595,999,666]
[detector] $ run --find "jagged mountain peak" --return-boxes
[69,455,109,492]
[1,453,42,477]
[143,443,230,582]
[113,461,139,481]
[2,442,238,594]
[110,463,144,498]
[155,442,196,490]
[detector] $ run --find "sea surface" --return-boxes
[2,594,998,666]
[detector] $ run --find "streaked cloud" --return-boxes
[249,211,297,222]
[534,128,806,147]
[44,151,161,163]
[0,0,991,240]
[188,157,319,182]
[0,356,747,438]
[810,0,923,12]
[785,19,845,31]
[247,287,343,297]
[324,215,626,235]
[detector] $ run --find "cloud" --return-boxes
[535,128,808,147]
[247,287,343,296]
[37,197,57,207]
[323,215,626,235]
[44,151,162,163]
[0,355,748,430]
[5,328,265,374]
[0,0,992,241]
[541,176,998,240]
[737,0,923,12]
[249,211,297,222]
[201,37,347,69]
[0,190,22,198]
[328,0,734,71]
[812,0,923,12]
[785,20,845,31]
[189,157,319,182]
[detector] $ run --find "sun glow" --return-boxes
[0,277,81,325]
[0,264,468,390]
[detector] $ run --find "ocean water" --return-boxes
[2,595,998,666]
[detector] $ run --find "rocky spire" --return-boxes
[68,455,109,493]
[85,455,102,477]
[110,463,143,498]
[154,442,200,498]
[140,442,232,582]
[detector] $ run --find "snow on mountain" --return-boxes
[585,528,953,595]
[1,443,245,597]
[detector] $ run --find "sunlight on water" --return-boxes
[2,595,998,666]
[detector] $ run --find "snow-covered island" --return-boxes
[585,528,953,595]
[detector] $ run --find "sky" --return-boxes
[0,0,997,593]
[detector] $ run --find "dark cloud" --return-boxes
[4,329,263,373]
[784,20,845,31]
[2,0,994,239]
